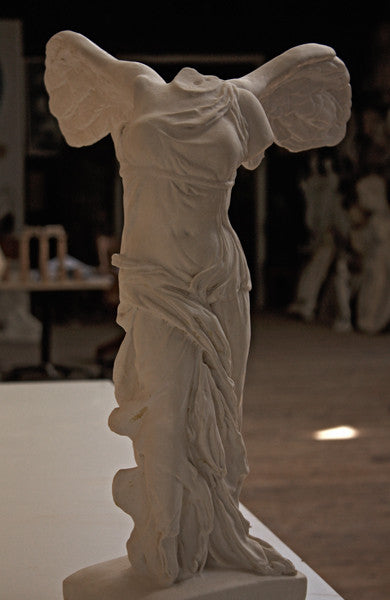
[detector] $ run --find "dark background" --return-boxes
[1,0,389,310]
[2,0,386,85]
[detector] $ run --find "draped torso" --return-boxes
[111,68,271,300]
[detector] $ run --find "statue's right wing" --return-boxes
[44,30,163,147]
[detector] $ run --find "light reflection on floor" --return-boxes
[313,425,360,441]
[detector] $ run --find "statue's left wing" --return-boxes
[230,44,351,153]
[44,30,163,147]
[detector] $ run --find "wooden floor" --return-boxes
[1,310,389,600]
[241,312,390,600]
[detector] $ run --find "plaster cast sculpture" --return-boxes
[351,173,390,334]
[45,31,351,593]
[287,153,352,327]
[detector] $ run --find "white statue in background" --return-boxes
[45,31,351,588]
[288,152,351,326]
[351,173,390,334]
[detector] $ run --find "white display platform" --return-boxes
[0,381,344,600]
[63,557,306,600]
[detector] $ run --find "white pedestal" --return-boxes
[63,556,307,600]
[0,381,343,600]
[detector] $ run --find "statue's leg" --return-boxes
[111,309,214,586]
[211,291,250,414]
[357,257,389,333]
[210,290,251,497]
[291,240,336,320]
[206,292,296,576]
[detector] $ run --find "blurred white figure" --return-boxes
[0,291,42,342]
[351,173,390,333]
[288,153,350,325]
[0,206,42,343]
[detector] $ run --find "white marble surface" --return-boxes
[0,381,344,599]
[63,557,307,600]
[44,32,351,585]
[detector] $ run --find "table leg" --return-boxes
[40,293,52,365]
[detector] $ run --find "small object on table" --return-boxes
[19,224,68,283]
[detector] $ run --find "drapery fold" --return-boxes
[109,257,295,585]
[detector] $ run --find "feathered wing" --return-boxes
[44,30,163,147]
[230,43,351,152]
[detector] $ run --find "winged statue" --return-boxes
[45,30,351,588]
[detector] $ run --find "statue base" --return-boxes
[63,556,307,600]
